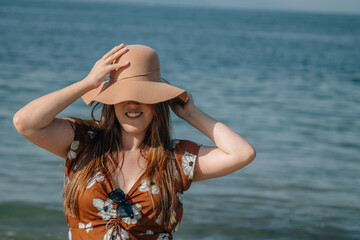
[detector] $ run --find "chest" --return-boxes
[111,154,147,194]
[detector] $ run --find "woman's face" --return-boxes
[114,101,154,136]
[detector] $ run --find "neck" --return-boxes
[120,130,146,151]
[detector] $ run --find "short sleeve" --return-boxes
[65,119,96,179]
[172,139,201,192]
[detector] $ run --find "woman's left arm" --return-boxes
[171,94,256,182]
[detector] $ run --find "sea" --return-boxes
[0,0,360,239]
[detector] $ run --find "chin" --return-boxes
[121,125,147,136]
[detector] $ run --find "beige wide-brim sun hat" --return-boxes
[82,45,188,106]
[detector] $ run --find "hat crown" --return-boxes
[110,45,160,82]
[81,44,188,106]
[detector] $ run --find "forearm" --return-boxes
[184,107,255,158]
[13,79,93,132]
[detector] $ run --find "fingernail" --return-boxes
[125,61,129,64]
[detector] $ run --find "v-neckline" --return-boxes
[105,167,148,197]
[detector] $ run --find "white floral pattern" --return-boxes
[93,198,117,221]
[64,139,201,238]
[138,179,160,194]
[181,151,197,179]
[86,172,104,189]
[67,140,79,160]
[79,222,93,233]
[104,227,129,240]
[121,203,142,225]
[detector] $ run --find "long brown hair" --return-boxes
[63,101,180,229]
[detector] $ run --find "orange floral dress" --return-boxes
[64,122,201,240]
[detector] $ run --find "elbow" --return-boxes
[238,145,256,167]
[13,111,30,135]
[248,147,256,163]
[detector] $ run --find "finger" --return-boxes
[102,43,124,60]
[103,43,124,59]
[106,47,128,64]
[105,46,128,64]
[107,61,130,72]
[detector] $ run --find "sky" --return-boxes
[113,0,360,14]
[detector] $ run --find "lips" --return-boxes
[125,112,143,118]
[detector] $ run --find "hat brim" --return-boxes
[82,79,188,106]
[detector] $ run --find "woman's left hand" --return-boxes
[170,93,197,120]
[170,91,256,182]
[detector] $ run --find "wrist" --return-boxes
[80,77,100,91]
[181,105,201,121]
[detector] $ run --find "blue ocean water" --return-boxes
[1,0,360,239]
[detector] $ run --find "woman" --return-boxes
[13,44,256,240]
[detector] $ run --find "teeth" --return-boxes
[126,112,141,118]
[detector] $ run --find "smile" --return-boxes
[125,112,143,118]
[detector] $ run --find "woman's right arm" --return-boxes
[13,44,129,159]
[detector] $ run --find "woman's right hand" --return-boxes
[83,43,130,89]
[13,44,130,159]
